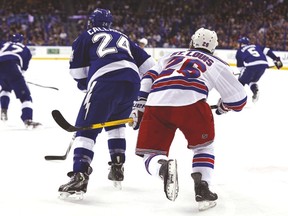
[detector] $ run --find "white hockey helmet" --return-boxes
[190,28,218,53]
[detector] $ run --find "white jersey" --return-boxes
[139,49,247,110]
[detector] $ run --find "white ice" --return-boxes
[1,60,288,216]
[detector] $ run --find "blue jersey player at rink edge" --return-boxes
[58,8,155,199]
[0,33,41,128]
[129,28,247,211]
[236,36,283,102]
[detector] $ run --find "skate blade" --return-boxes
[252,97,259,103]
[198,200,217,211]
[252,93,259,103]
[58,191,84,201]
[25,125,43,130]
[166,159,179,201]
[0,114,7,121]
[113,181,122,190]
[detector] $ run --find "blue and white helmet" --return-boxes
[87,8,113,29]
[238,37,250,45]
[11,33,24,43]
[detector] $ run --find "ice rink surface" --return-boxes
[1,60,288,216]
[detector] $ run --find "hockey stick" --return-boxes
[210,105,218,109]
[233,65,275,76]
[44,133,76,160]
[27,81,59,91]
[52,110,134,132]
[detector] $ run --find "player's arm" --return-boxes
[235,50,245,69]
[21,47,32,72]
[129,63,162,129]
[69,36,90,91]
[130,41,156,78]
[138,56,156,78]
[263,47,283,69]
[214,68,247,115]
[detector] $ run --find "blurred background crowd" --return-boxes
[1,0,287,50]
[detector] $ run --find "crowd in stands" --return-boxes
[1,0,287,51]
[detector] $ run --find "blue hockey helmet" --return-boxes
[238,37,250,45]
[87,8,113,29]
[11,33,24,43]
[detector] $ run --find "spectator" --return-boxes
[1,0,287,50]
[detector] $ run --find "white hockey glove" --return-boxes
[274,57,283,69]
[129,98,146,130]
[215,99,230,115]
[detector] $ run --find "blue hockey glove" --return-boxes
[129,98,146,130]
[76,78,87,92]
[215,99,230,115]
[274,57,283,69]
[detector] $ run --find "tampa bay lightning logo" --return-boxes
[83,81,96,119]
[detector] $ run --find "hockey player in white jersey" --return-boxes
[130,28,247,211]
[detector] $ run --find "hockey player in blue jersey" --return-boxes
[236,36,283,102]
[0,33,41,128]
[58,8,155,199]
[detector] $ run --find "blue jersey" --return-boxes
[236,44,278,68]
[69,27,155,91]
[0,41,32,71]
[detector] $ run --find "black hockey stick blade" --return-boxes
[210,105,218,109]
[44,155,66,160]
[52,110,77,132]
[44,133,75,161]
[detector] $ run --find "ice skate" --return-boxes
[252,88,259,103]
[251,84,259,103]
[58,167,92,200]
[24,119,42,129]
[158,159,179,201]
[1,109,8,121]
[108,161,124,190]
[191,172,218,211]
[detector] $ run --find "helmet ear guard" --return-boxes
[190,28,218,53]
[87,8,113,29]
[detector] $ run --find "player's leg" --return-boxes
[58,161,93,200]
[180,100,217,211]
[59,81,107,198]
[104,81,140,189]
[59,81,138,197]
[106,127,126,189]
[191,145,218,211]
[0,81,11,121]
[9,64,41,128]
[249,66,266,103]
[239,66,265,102]
[136,106,179,201]
[143,154,179,201]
